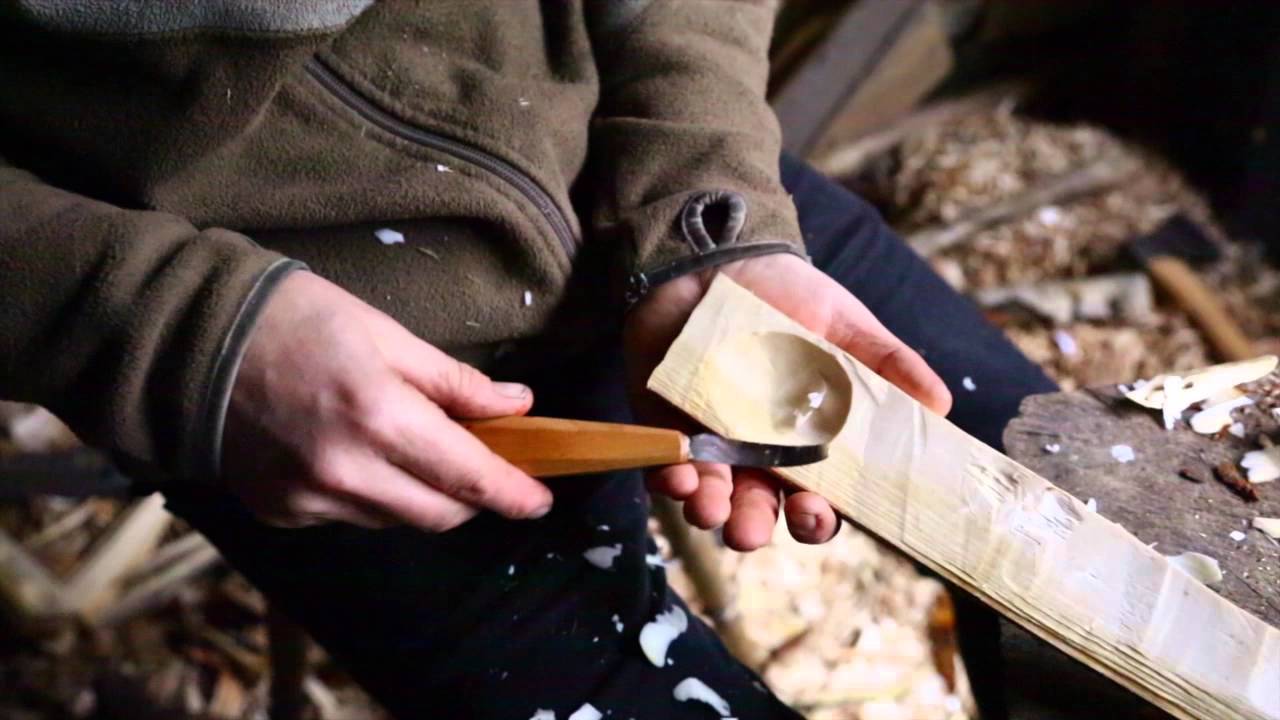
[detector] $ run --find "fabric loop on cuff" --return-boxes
[625,190,804,308]
[680,190,747,252]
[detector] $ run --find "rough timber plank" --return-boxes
[648,275,1280,720]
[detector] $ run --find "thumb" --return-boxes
[402,344,534,419]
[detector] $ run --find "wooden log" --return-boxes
[648,275,1280,720]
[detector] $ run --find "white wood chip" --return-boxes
[1052,329,1079,357]
[435,163,453,173]
[1242,447,1280,484]
[567,704,601,720]
[1253,517,1280,539]
[374,228,405,245]
[1165,552,1223,585]
[639,606,687,667]
[529,711,555,720]
[583,544,622,570]
[1110,444,1135,463]
[962,376,976,392]
[1230,530,1247,542]
[673,677,731,716]
[1125,356,1277,415]
[1188,396,1253,435]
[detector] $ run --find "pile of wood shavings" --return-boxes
[0,402,389,720]
[664,523,969,720]
[873,107,1276,389]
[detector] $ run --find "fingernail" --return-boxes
[494,382,530,399]
[529,501,553,519]
[794,513,817,532]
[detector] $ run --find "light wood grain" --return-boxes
[648,275,1280,720]
[466,416,687,477]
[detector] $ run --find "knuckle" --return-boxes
[315,466,360,496]
[335,379,396,436]
[438,469,490,506]
[308,451,358,494]
[446,361,489,399]
[278,491,320,518]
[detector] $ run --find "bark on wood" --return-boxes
[649,276,1280,720]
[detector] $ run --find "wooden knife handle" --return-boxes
[1145,255,1255,362]
[463,416,690,477]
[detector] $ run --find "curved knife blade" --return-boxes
[688,433,827,467]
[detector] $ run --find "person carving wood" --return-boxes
[0,2,1055,718]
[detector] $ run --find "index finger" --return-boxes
[825,283,952,416]
[377,386,554,520]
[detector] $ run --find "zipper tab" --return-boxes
[304,57,578,259]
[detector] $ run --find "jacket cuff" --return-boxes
[623,190,807,308]
[187,256,306,482]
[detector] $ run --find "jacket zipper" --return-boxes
[304,57,578,259]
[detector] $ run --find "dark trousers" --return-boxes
[164,158,1055,719]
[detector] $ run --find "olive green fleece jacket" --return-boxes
[0,0,805,483]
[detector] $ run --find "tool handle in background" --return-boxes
[1144,255,1256,362]
[464,416,689,477]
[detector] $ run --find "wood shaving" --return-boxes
[1165,552,1223,585]
[1241,447,1280,484]
[373,228,404,245]
[567,704,602,720]
[1110,445,1136,463]
[638,605,688,667]
[583,544,622,570]
[673,677,732,716]
[1253,517,1280,539]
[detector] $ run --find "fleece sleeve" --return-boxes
[585,0,806,305]
[0,156,302,482]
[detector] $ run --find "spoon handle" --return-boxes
[463,416,689,477]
